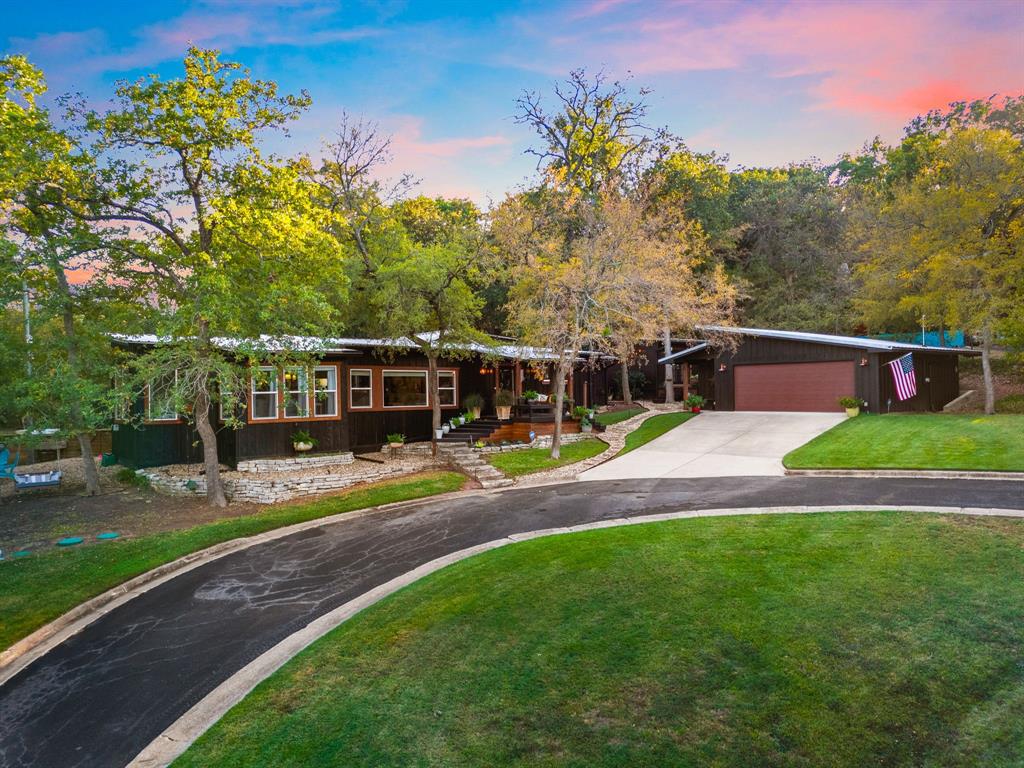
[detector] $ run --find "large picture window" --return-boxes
[251,367,278,420]
[147,371,178,421]
[349,369,372,409]
[283,367,309,418]
[383,370,428,407]
[313,366,338,417]
[437,371,456,406]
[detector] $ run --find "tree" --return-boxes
[1,55,121,493]
[853,126,1023,413]
[35,48,346,506]
[306,123,493,448]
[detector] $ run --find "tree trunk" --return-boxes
[620,360,632,406]
[195,321,227,507]
[662,327,674,403]
[550,359,570,460]
[194,384,227,507]
[54,269,100,496]
[428,352,440,457]
[981,325,996,415]
[77,433,100,496]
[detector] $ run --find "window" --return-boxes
[438,371,456,406]
[349,369,372,409]
[313,366,338,417]
[251,367,278,420]
[283,367,309,418]
[147,371,178,421]
[383,370,428,407]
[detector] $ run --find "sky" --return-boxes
[4,0,1023,206]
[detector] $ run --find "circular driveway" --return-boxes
[2,476,1023,768]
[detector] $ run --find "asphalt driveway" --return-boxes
[580,411,845,480]
[2,476,1024,768]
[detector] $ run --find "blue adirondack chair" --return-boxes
[0,448,19,479]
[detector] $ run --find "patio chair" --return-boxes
[0,448,19,480]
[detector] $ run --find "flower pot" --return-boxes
[690,406,701,414]
[293,442,313,452]
[581,422,592,433]
[442,424,450,434]
[389,442,404,449]
[845,407,860,418]
[470,407,481,419]
[435,428,444,439]
[496,405,511,420]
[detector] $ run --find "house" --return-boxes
[656,326,978,412]
[111,334,614,469]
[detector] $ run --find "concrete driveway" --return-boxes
[580,411,845,480]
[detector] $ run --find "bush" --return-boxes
[838,396,862,409]
[996,394,1024,413]
[116,467,150,489]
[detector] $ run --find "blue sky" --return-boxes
[5,0,1022,204]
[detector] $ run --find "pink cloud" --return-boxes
[552,1,1023,118]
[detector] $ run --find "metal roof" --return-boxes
[658,342,709,364]
[695,325,979,355]
[110,333,574,362]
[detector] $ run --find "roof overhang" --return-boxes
[658,342,709,364]
[696,325,980,356]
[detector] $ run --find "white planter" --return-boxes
[293,442,314,452]
[470,407,481,419]
[389,442,404,449]
[442,424,450,434]
[845,407,860,418]
[581,423,592,433]
[435,428,444,439]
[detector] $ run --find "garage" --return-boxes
[734,360,854,412]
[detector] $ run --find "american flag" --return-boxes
[887,352,917,401]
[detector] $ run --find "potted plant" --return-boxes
[580,416,593,433]
[442,423,450,434]
[386,432,405,448]
[291,429,317,453]
[435,426,444,440]
[494,388,514,420]
[838,396,861,417]
[522,389,539,402]
[685,394,705,414]
[474,439,485,449]
[463,393,484,419]
[573,405,589,421]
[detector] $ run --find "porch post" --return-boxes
[683,362,690,401]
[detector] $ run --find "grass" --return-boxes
[486,438,607,477]
[784,413,1024,471]
[617,411,694,456]
[175,512,1024,768]
[0,471,466,652]
[594,406,645,426]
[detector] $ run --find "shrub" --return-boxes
[494,389,514,407]
[385,433,405,444]
[838,396,862,409]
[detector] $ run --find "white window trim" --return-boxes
[251,366,280,421]
[349,368,373,410]
[147,370,179,422]
[382,369,429,409]
[282,366,310,419]
[437,370,458,407]
[313,365,339,418]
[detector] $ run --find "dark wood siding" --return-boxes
[111,401,235,469]
[876,351,960,412]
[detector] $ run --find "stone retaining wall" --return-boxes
[472,432,592,453]
[140,459,422,505]
[236,452,354,473]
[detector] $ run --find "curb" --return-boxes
[0,484,493,686]
[785,468,1024,481]
[128,504,1024,768]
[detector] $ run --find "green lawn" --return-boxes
[594,406,644,426]
[176,512,1024,768]
[0,472,466,652]
[486,438,607,477]
[784,413,1024,471]
[617,411,694,456]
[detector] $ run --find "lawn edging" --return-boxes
[786,468,1024,481]
[136,503,1024,768]
[0,484,486,686]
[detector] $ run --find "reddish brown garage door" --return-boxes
[734,361,854,412]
